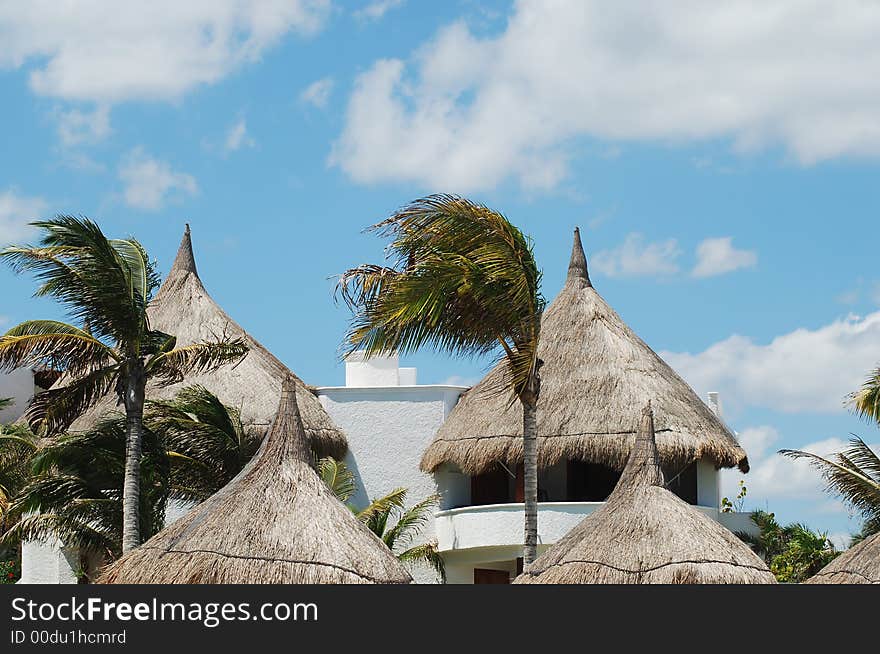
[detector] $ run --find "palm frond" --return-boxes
[0,320,117,377]
[147,339,249,385]
[780,439,880,528]
[317,456,356,503]
[337,194,544,399]
[851,366,880,425]
[25,365,120,434]
[356,487,407,530]
[384,493,440,551]
[396,541,446,582]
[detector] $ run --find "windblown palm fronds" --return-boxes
[780,438,880,540]
[0,216,248,552]
[319,456,445,580]
[337,194,545,563]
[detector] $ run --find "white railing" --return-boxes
[434,502,756,552]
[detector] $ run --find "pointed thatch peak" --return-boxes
[421,229,747,475]
[64,225,347,458]
[98,382,411,584]
[566,226,591,288]
[617,402,663,490]
[167,223,198,279]
[805,532,880,584]
[514,405,776,584]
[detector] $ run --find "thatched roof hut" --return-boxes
[421,228,748,475]
[513,403,775,584]
[98,377,412,584]
[63,225,346,458]
[805,532,880,584]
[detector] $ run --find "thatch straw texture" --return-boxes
[514,403,775,584]
[98,377,411,584]
[805,532,880,584]
[63,226,346,458]
[421,228,747,475]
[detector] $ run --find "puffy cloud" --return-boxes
[591,233,681,278]
[224,118,255,152]
[0,1,330,103]
[118,148,197,211]
[663,312,880,414]
[300,77,334,108]
[0,189,47,245]
[692,237,757,278]
[333,1,880,191]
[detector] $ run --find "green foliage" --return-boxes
[337,194,544,401]
[319,456,446,581]
[720,479,747,514]
[0,386,259,568]
[1,558,20,584]
[738,510,839,583]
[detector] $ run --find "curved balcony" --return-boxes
[434,502,756,553]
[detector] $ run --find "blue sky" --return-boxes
[2,1,879,543]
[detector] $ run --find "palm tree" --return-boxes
[0,422,38,560]
[318,457,445,580]
[0,217,248,552]
[2,386,261,576]
[4,415,171,576]
[337,194,545,563]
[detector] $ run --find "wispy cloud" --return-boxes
[591,233,681,278]
[300,77,334,109]
[0,189,48,245]
[224,118,255,153]
[692,237,757,278]
[118,148,197,211]
[354,0,405,22]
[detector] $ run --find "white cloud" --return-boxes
[663,312,880,414]
[692,236,757,278]
[354,0,405,22]
[0,316,8,327]
[224,118,255,152]
[591,233,681,278]
[0,1,330,103]
[56,105,111,146]
[0,189,47,245]
[118,148,197,211]
[300,77,334,108]
[333,1,880,191]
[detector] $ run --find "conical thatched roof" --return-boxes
[421,228,748,475]
[98,377,412,584]
[514,403,775,584]
[805,532,880,584]
[63,226,346,458]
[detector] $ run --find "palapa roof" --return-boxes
[98,377,412,584]
[63,225,346,458]
[805,532,880,584]
[421,228,748,475]
[514,403,775,584]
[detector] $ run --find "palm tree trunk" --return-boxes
[522,395,538,565]
[520,364,541,566]
[121,363,146,554]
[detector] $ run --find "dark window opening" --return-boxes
[665,461,698,505]
[470,465,510,505]
[566,460,620,501]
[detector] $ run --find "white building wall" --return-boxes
[18,538,79,584]
[317,355,467,583]
[0,368,36,424]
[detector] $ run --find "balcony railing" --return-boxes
[434,501,756,552]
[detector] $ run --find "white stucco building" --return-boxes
[317,354,755,584]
